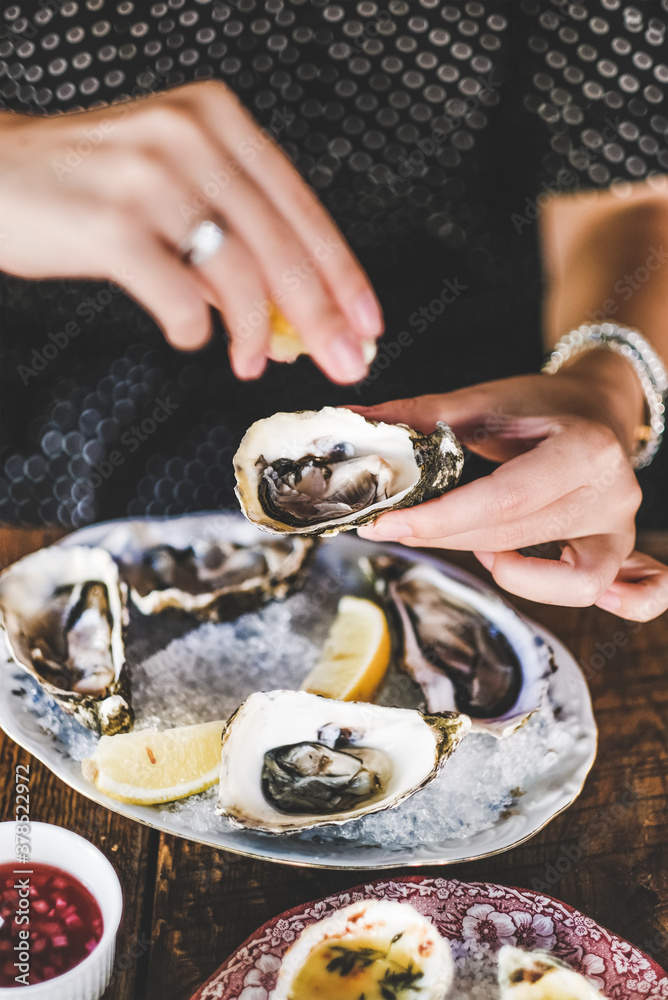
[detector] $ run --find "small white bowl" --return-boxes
[0,822,123,1000]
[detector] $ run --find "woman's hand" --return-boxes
[0,82,382,382]
[355,355,668,621]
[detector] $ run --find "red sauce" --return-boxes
[0,862,103,987]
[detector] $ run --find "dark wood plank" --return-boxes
[0,529,155,1000]
[144,546,668,1000]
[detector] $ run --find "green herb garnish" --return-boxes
[326,945,385,978]
[378,963,424,998]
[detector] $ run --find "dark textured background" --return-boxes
[0,0,666,527]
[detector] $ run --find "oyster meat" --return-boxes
[0,546,132,735]
[234,406,463,535]
[216,689,470,833]
[261,741,392,815]
[98,516,314,618]
[273,899,454,1000]
[369,557,553,738]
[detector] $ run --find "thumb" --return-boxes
[348,396,453,434]
[350,387,552,462]
[350,385,498,437]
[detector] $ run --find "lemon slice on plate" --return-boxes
[82,720,224,805]
[301,595,392,702]
[269,304,377,364]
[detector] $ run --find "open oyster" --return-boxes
[215,689,470,833]
[273,899,454,1000]
[369,556,553,739]
[498,946,607,999]
[234,406,463,536]
[0,546,132,735]
[98,516,314,619]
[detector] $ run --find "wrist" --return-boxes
[551,348,646,456]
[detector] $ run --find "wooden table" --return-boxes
[0,527,666,1000]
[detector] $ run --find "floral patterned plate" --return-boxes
[190,876,667,1000]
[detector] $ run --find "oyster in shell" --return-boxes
[273,898,454,1000]
[369,557,553,739]
[498,946,607,999]
[98,517,314,619]
[234,406,463,536]
[0,546,132,735]
[215,689,470,833]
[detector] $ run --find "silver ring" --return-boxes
[181,219,226,267]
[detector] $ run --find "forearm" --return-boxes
[541,183,668,351]
[540,184,668,453]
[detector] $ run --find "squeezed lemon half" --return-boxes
[269,304,377,364]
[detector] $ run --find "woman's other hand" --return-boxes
[0,82,382,382]
[354,358,668,621]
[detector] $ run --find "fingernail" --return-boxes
[356,526,376,540]
[329,333,368,382]
[244,355,266,379]
[353,291,383,338]
[596,592,621,612]
[368,518,413,540]
[474,550,495,571]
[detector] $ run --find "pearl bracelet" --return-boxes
[542,323,667,470]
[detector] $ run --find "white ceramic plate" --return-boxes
[0,514,597,869]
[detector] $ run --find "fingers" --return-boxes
[358,438,591,543]
[352,384,529,438]
[2,86,381,378]
[473,533,634,607]
[204,166,368,384]
[85,136,270,373]
[109,227,211,350]
[174,81,384,342]
[353,394,560,463]
[240,138,384,341]
[596,551,668,621]
[143,108,367,384]
[195,233,270,379]
[395,480,637,552]
[351,396,469,435]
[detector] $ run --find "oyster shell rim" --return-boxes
[368,556,554,739]
[97,519,316,620]
[233,406,464,537]
[215,688,471,835]
[0,545,133,736]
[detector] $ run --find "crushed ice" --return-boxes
[12,583,575,850]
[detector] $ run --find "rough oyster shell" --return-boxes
[97,516,314,619]
[0,546,132,735]
[234,406,463,536]
[215,689,470,833]
[368,556,553,739]
[273,899,454,1000]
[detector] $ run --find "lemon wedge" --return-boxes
[269,303,377,364]
[81,719,224,805]
[301,595,392,702]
